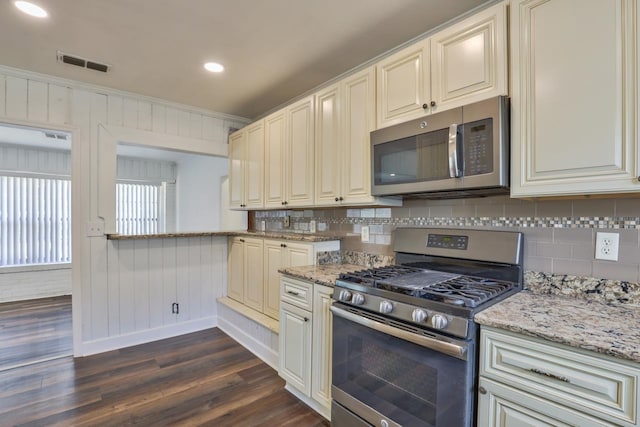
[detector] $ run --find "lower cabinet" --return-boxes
[279,275,333,420]
[478,326,640,427]
[227,236,339,320]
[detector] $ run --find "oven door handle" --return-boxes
[330,305,468,361]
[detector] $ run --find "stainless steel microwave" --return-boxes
[371,96,509,198]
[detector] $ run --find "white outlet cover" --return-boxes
[309,220,316,233]
[361,225,370,242]
[595,232,619,261]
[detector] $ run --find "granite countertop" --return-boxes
[106,230,343,242]
[279,264,364,287]
[475,290,640,363]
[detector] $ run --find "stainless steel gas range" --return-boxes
[330,227,523,427]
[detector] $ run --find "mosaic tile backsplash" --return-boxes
[253,195,640,283]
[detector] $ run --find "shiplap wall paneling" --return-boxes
[133,239,151,331]
[188,237,204,320]
[123,98,138,129]
[138,101,152,131]
[175,237,190,323]
[178,109,191,138]
[6,76,27,119]
[148,239,165,328]
[117,239,136,335]
[165,107,179,135]
[0,75,6,117]
[107,240,120,336]
[162,238,178,325]
[27,80,48,122]
[107,95,124,127]
[48,84,69,125]
[152,104,165,133]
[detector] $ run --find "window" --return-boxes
[116,182,164,235]
[0,175,71,267]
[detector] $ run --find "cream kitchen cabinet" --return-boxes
[263,239,314,320]
[478,326,640,427]
[510,0,639,197]
[279,275,333,420]
[314,68,402,207]
[228,120,264,209]
[227,237,264,311]
[376,2,507,129]
[264,110,287,208]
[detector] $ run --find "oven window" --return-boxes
[373,127,450,185]
[332,314,474,427]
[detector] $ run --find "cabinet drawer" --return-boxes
[280,277,313,311]
[481,327,639,426]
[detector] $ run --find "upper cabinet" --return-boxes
[510,0,639,197]
[376,2,507,128]
[315,68,402,206]
[264,110,287,208]
[229,121,264,209]
[286,96,315,207]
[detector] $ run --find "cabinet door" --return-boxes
[228,131,245,209]
[244,121,264,208]
[243,238,264,312]
[315,84,342,205]
[286,96,315,207]
[227,237,244,302]
[285,242,313,267]
[263,240,284,319]
[279,301,312,396]
[477,378,610,427]
[341,67,376,204]
[264,111,286,208]
[312,284,333,410]
[430,2,507,112]
[511,0,639,197]
[376,39,430,128]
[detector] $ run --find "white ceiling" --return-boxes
[1,0,490,119]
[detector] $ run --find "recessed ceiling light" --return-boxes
[14,1,48,18]
[204,62,224,73]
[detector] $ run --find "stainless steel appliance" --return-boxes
[331,227,523,427]
[370,96,509,198]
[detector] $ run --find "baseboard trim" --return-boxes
[79,317,218,356]
[217,315,279,370]
[284,383,331,420]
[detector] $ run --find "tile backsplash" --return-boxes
[252,195,640,283]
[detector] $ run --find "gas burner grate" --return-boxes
[418,276,515,307]
[338,266,424,285]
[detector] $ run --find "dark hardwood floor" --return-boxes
[0,327,330,427]
[0,296,72,370]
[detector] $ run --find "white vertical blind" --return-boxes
[116,183,161,235]
[0,176,71,266]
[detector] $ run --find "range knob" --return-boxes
[411,309,428,323]
[431,314,449,330]
[338,289,352,302]
[351,293,365,305]
[379,301,393,314]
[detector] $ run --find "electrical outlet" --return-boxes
[309,220,316,233]
[595,232,619,261]
[284,215,290,228]
[361,226,370,242]
[261,220,266,231]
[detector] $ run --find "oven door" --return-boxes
[331,304,475,427]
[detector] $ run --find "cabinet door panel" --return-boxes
[342,68,376,203]
[245,122,264,208]
[243,238,264,311]
[228,132,245,209]
[287,96,315,206]
[511,0,639,196]
[279,302,312,396]
[376,40,430,128]
[286,243,313,267]
[264,111,286,208]
[227,238,244,302]
[263,241,284,319]
[315,84,341,205]
[430,3,507,111]
[312,285,333,409]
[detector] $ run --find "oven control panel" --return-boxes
[427,234,468,250]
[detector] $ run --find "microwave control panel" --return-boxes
[463,118,493,176]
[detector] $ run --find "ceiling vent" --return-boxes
[56,50,110,73]
[44,131,69,141]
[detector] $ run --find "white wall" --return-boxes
[0,266,71,302]
[175,154,229,232]
[0,64,250,355]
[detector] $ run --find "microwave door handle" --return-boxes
[448,124,461,178]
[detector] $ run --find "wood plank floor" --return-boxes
[0,296,72,371]
[0,327,330,427]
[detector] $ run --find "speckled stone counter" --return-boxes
[107,230,343,242]
[475,290,640,363]
[279,264,363,287]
